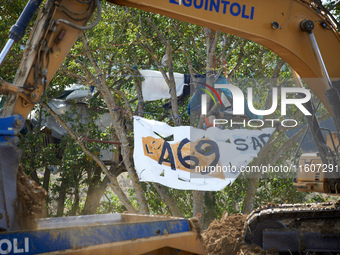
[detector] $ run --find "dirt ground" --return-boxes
[17,166,47,229]
[202,213,279,255]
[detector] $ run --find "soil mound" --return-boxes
[17,166,47,229]
[202,213,278,255]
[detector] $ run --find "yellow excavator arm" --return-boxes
[106,0,340,113]
[0,0,99,120]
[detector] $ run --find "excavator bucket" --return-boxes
[0,145,21,231]
[0,213,207,254]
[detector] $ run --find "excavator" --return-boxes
[0,0,340,254]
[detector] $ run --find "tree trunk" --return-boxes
[70,182,80,216]
[81,33,149,214]
[57,173,67,217]
[242,59,286,214]
[82,177,109,215]
[203,191,216,229]
[152,183,182,217]
[192,28,220,228]
[193,190,204,227]
[242,165,261,214]
[82,166,102,214]
[242,127,281,214]
[42,166,50,216]
[30,169,40,186]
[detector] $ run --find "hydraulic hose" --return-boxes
[56,0,101,30]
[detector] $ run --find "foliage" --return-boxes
[0,1,333,223]
[97,191,127,214]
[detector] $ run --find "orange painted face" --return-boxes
[142,136,225,179]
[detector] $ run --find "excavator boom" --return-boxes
[108,0,340,113]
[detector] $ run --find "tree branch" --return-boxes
[41,102,138,213]
[81,32,149,214]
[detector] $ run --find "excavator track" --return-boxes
[243,201,340,254]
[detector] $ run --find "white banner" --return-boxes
[140,70,186,101]
[133,116,274,191]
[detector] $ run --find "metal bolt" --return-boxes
[300,19,314,33]
[271,22,280,29]
[15,119,23,127]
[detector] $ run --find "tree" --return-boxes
[0,1,326,224]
